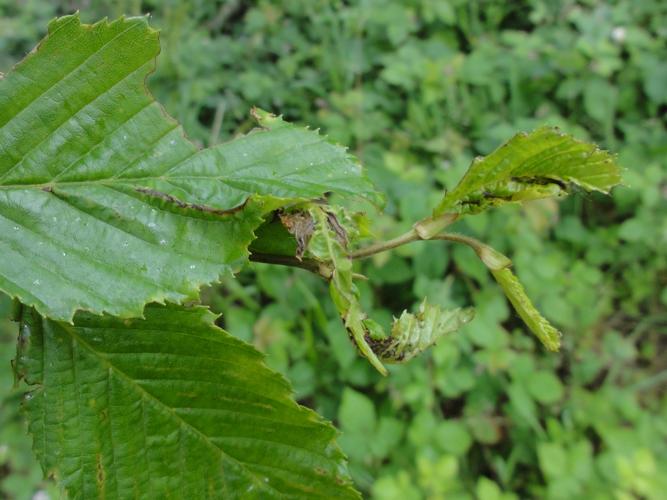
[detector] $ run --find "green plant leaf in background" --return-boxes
[434,127,622,216]
[0,14,380,322]
[15,303,360,499]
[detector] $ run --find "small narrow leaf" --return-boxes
[434,127,622,215]
[16,304,360,499]
[367,300,474,363]
[248,216,300,258]
[305,206,388,375]
[491,267,561,351]
[0,15,380,321]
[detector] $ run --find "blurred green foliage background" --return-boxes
[1,0,666,498]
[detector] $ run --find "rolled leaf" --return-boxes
[368,300,474,363]
[305,206,389,375]
[306,207,473,373]
[491,267,561,351]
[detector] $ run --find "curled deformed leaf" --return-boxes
[305,205,388,375]
[306,206,473,374]
[434,127,622,216]
[444,235,561,351]
[491,267,561,351]
[367,301,475,363]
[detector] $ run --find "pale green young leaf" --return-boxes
[434,127,622,215]
[16,303,360,499]
[491,267,561,351]
[367,300,474,363]
[0,14,379,322]
[305,206,388,375]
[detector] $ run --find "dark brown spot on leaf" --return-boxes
[96,453,106,498]
[325,211,348,248]
[279,210,315,260]
[135,188,248,216]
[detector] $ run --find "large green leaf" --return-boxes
[16,303,359,499]
[0,15,379,322]
[434,127,622,215]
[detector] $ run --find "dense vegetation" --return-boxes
[1,1,665,499]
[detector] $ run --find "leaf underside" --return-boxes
[0,14,380,322]
[368,301,475,363]
[491,267,561,351]
[435,126,622,215]
[16,304,359,499]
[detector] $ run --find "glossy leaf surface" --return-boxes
[16,304,359,499]
[0,15,379,321]
[435,127,622,215]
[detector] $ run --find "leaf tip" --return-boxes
[47,12,80,34]
[251,107,283,129]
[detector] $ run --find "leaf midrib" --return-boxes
[0,136,337,191]
[0,172,352,195]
